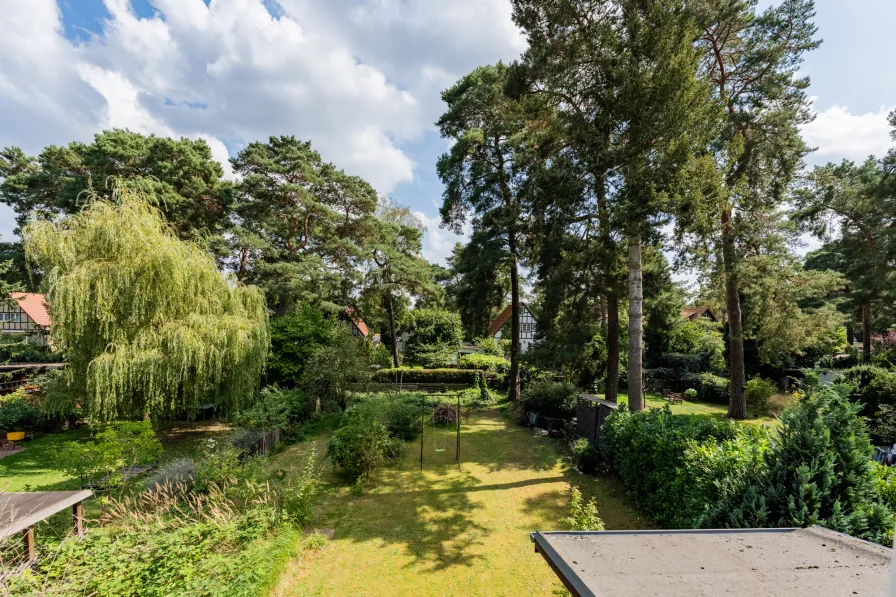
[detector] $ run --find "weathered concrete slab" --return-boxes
[0,491,92,540]
[532,526,891,597]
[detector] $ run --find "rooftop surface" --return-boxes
[0,491,92,539]
[531,527,891,597]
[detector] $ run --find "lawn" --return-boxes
[270,409,647,597]
[616,392,783,425]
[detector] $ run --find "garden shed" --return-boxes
[531,526,891,597]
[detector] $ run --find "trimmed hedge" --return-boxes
[371,368,489,385]
[458,354,509,374]
[696,373,729,404]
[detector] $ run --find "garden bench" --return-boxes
[663,390,683,405]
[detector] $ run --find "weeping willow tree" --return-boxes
[23,184,270,421]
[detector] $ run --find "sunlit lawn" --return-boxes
[271,409,647,597]
[613,392,783,425]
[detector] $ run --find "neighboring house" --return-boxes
[680,306,717,323]
[489,303,537,353]
[341,306,369,339]
[1,293,51,345]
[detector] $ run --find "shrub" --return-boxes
[403,309,463,368]
[521,380,578,419]
[474,336,509,358]
[871,331,896,368]
[145,457,197,490]
[571,438,600,474]
[372,344,394,369]
[458,353,509,374]
[235,385,290,431]
[683,388,697,400]
[563,487,604,531]
[871,404,896,444]
[842,365,896,417]
[696,373,729,404]
[745,377,776,412]
[873,463,896,513]
[327,421,402,480]
[383,401,420,441]
[0,387,47,430]
[301,324,370,410]
[371,368,487,385]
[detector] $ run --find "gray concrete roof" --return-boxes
[0,491,92,539]
[532,527,891,597]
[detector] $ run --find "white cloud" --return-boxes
[802,101,894,164]
[413,210,471,266]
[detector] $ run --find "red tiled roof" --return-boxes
[344,306,369,337]
[10,293,51,328]
[681,306,716,322]
[488,303,533,337]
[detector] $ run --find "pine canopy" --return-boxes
[24,184,270,421]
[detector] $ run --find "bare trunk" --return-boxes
[599,295,607,328]
[508,231,522,402]
[605,293,620,402]
[627,232,644,410]
[387,292,400,368]
[846,321,854,348]
[862,303,872,362]
[721,209,746,419]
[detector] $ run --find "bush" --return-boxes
[521,380,578,419]
[235,385,290,431]
[327,421,403,480]
[745,377,776,412]
[842,365,896,417]
[383,401,420,441]
[371,368,487,385]
[0,335,63,363]
[403,309,463,368]
[372,344,394,369]
[0,387,47,430]
[871,331,896,368]
[301,324,370,410]
[683,388,697,400]
[563,487,604,531]
[474,336,509,358]
[571,438,600,474]
[458,353,509,374]
[873,463,896,514]
[696,373,729,404]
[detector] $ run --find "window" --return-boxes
[521,323,535,334]
[0,312,20,322]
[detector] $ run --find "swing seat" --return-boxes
[434,448,445,453]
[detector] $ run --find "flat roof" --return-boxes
[0,491,92,539]
[531,527,891,597]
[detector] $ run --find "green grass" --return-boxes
[270,409,647,597]
[615,392,781,425]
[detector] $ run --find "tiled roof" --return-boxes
[344,306,369,337]
[10,293,51,328]
[681,306,716,322]
[488,303,533,337]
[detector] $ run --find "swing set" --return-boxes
[418,393,461,470]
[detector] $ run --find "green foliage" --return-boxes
[403,308,463,368]
[667,318,725,371]
[474,336,509,358]
[521,380,578,419]
[327,420,402,480]
[683,388,697,400]
[372,344,394,369]
[300,324,370,411]
[371,368,486,385]
[23,184,270,421]
[745,377,777,412]
[871,405,896,445]
[563,487,604,531]
[145,457,197,490]
[235,385,290,431]
[458,353,509,374]
[0,387,47,430]
[0,335,61,364]
[873,463,896,513]
[842,365,896,418]
[53,421,163,486]
[571,438,600,474]
[871,332,896,368]
[696,373,730,404]
[267,304,334,387]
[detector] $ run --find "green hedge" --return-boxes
[371,368,488,385]
[696,373,729,404]
[458,354,509,374]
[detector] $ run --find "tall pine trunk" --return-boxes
[862,303,872,362]
[721,209,746,419]
[387,292,400,368]
[605,293,620,402]
[508,230,521,402]
[627,232,644,411]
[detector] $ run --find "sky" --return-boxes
[0,0,894,267]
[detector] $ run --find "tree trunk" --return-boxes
[721,209,746,419]
[599,295,607,328]
[387,292,400,368]
[627,232,644,410]
[606,293,620,403]
[862,302,872,362]
[846,321,854,348]
[508,231,522,402]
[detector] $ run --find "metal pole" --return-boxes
[420,396,424,471]
[456,392,461,466]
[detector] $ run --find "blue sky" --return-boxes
[1,0,894,265]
